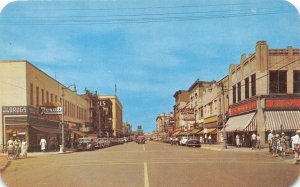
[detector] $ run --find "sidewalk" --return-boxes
[201,144,269,153]
[0,148,76,173]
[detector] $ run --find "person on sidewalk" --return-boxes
[279,132,287,157]
[208,134,212,145]
[21,138,28,158]
[256,134,261,150]
[272,134,280,157]
[268,130,274,153]
[293,130,300,164]
[40,137,47,152]
[251,132,257,149]
[236,134,241,148]
[200,136,204,144]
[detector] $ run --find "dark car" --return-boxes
[186,139,201,147]
[76,138,96,151]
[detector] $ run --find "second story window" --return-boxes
[232,85,236,104]
[30,83,33,106]
[294,70,300,93]
[237,82,241,102]
[269,71,287,94]
[251,74,256,96]
[245,77,249,99]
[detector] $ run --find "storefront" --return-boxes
[264,98,300,138]
[224,99,257,146]
[2,106,62,151]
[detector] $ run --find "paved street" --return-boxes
[0,141,299,187]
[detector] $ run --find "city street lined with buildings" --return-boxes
[0,141,299,187]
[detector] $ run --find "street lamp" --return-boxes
[60,83,77,153]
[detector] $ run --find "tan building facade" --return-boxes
[0,61,90,150]
[98,95,123,137]
[225,41,300,146]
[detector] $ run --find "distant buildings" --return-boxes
[169,41,300,146]
[0,60,124,151]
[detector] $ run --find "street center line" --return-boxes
[143,144,146,151]
[144,162,149,187]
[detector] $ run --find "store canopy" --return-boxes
[265,110,300,131]
[198,128,217,134]
[31,125,61,134]
[189,129,201,135]
[72,130,87,137]
[224,112,256,132]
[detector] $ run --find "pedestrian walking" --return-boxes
[21,138,28,158]
[251,132,257,149]
[236,134,241,148]
[268,130,274,153]
[170,137,173,146]
[292,130,300,164]
[13,138,21,158]
[40,137,47,152]
[200,136,204,144]
[175,137,179,146]
[279,133,287,157]
[208,134,212,145]
[256,134,261,150]
[272,134,280,157]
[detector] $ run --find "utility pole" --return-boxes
[220,82,227,149]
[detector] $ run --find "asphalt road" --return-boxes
[1,141,299,187]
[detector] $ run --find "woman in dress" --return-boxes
[21,138,28,158]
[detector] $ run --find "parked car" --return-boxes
[186,139,201,148]
[76,137,97,151]
[95,138,105,149]
[179,137,189,145]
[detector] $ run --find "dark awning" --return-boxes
[31,125,61,134]
[72,130,87,137]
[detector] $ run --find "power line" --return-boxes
[0,9,291,25]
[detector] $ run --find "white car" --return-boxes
[180,137,189,145]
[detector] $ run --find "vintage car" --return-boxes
[136,135,145,144]
[186,139,201,148]
[76,137,97,151]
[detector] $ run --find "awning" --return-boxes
[265,110,300,131]
[31,125,61,134]
[198,128,217,134]
[72,130,87,137]
[189,129,201,135]
[224,112,256,132]
[204,122,218,128]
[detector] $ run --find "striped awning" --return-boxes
[198,128,217,134]
[189,129,202,135]
[265,110,300,131]
[224,112,257,132]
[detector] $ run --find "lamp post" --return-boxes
[60,84,76,153]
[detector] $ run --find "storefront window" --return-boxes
[294,70,300,93]
[269,71,287,94]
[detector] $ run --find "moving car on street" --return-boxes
[179,136,189,145]
[186,139,201,148]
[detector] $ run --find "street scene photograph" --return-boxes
[0,0,300,187]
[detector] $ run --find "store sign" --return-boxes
[40,106,63,115]
[230,100,257,116]
[265,99,300,109]
[2,106,28,115]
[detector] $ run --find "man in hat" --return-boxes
[293,130,300,164]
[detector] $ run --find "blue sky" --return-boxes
[0,0,299,132]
